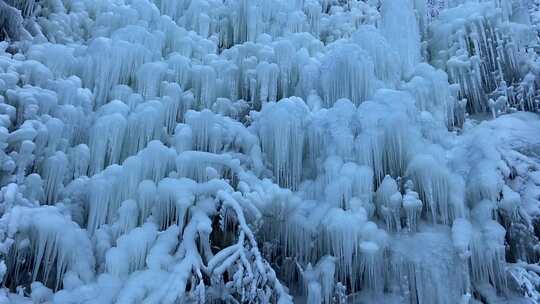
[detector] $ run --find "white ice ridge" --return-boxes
[1,0,540,303]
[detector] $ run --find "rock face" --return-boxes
[0,0,540,303]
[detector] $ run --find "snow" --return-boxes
[1,0,540,303]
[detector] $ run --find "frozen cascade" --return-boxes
[380,0,422,76]
[1,0,540,303]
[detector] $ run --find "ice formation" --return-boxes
[1,0,540,303]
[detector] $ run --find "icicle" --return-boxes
[161,82,192,121]
[138,140,175,183]
[315,256,336,304]
[44,117,64,154]
[3,207,94,290]
[380,0,421,75]
[121,101,165,161]
[88,113,127,175]
[185,110,222,153]
[452,218,474,298]
[41,151,67,204]
[470,220,507,292]
[14,140,34,183]
[353,25,401,86]
[402,185,422,232]
[407,154,464,224]
[110,85,134,105]
[256,61,279,107]
[81,38,151,108]
[359,241,384,295]
[67,144,89,180]
[321,208,367,288]
[173,123,193,153]
[154,178,195,230]
[136,62,168,99]
[117,156,143,204]
[320,43,375,107]
[137,180,157,225]
[255,98,309,190]
[375,175,402,232]
[404,64,456,127]
[23,173,43,203]
[191,65,217,109]
[106,223,158,278]
[115,199,139,237]
[87,178,113,235]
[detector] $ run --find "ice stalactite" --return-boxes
[138,140,175,183]
[352,25,401,87]
[404,63,457,128]
[469,220,508,292]
[256,61,279,107]
[160,86,183,135]
[280,199,320,265]
[41,151,67,204]
[185,109,222,153]
[319,207,388,293]
[320,43,376,107]
[86,169,121,235]
[407,154,465,224]
[88,111,127,175]
[298,255,336,304]
[81,38,151,108]
[375,175,402,232]
[14,139,34,183]
[380,115,411,179]
[324,162,374,211]
[166,54,192,91]
[358,241,384,295]
[121,101,165,161]
[465,149,506,205]
[1,206,95,291]
[380,0,422,76]
[429,2,526,115]
[191,65,217,110]
[402,182,423,232]
[356,90,419,182]
[390,229,466,304]
[106,223,158,279]
[302,263,322,304]
[154,178,195,230]
[67,144,89,180]
[136,180,157,225]
[255,98,309,190]
[452,218,473,297]
[173,123,193,153]
[304,99,357,178]
[136,62,168,99]
[115,199,139,237]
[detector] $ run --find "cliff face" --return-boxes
[0,0,540,303]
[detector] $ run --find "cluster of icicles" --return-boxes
[430,1,539,115]
[0,0,535,303]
